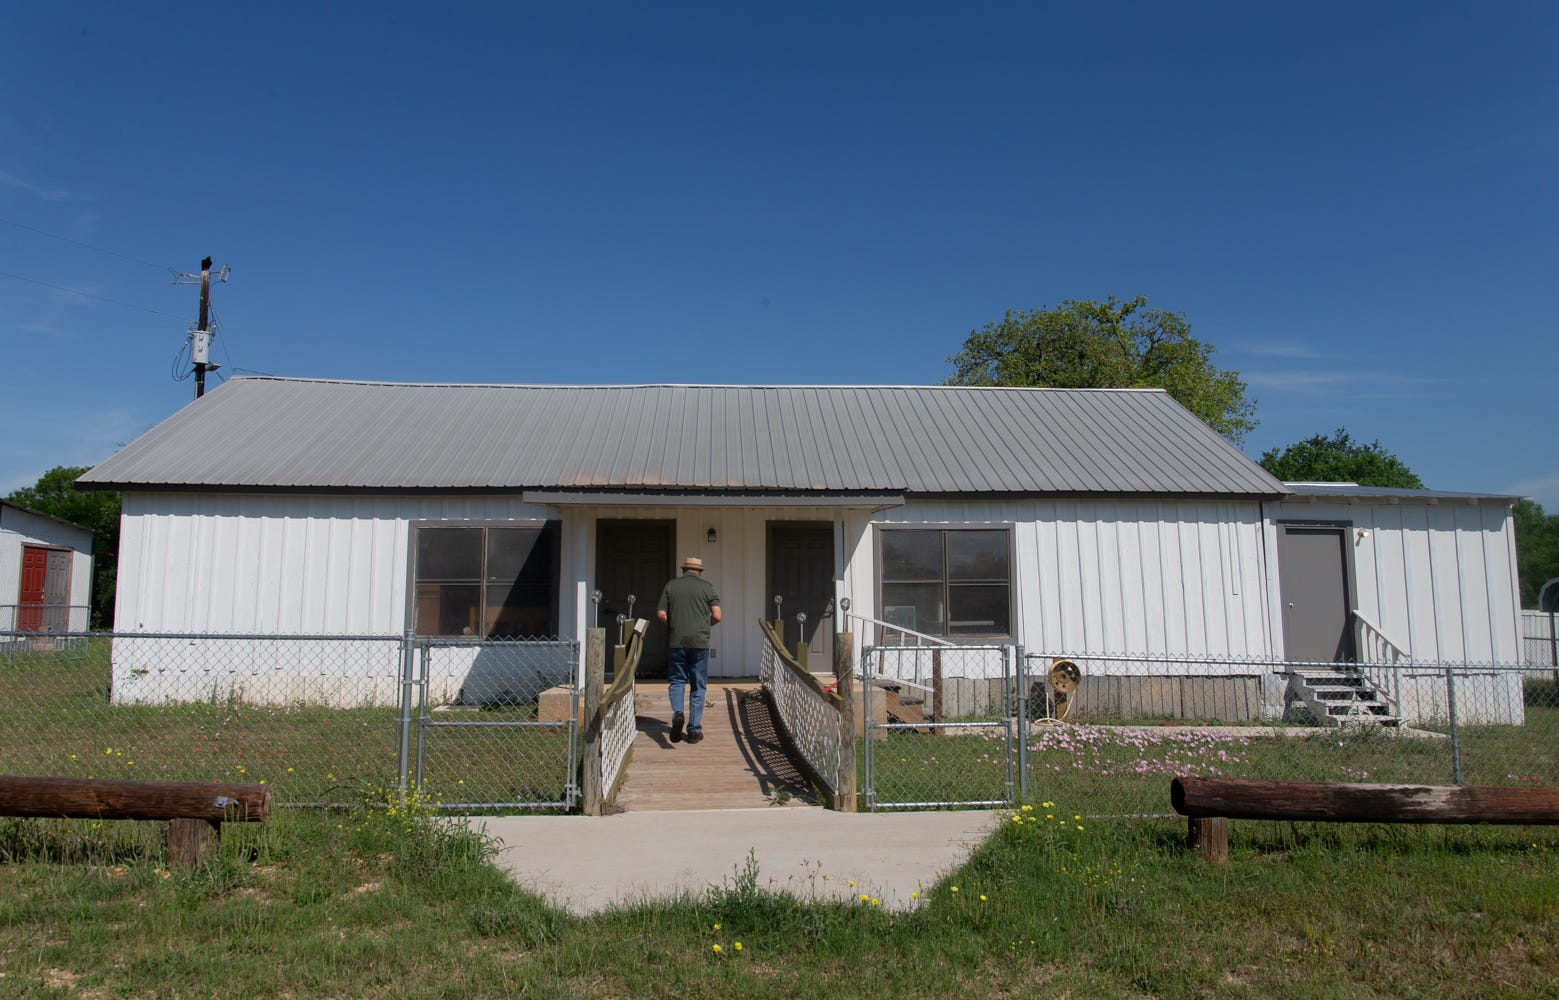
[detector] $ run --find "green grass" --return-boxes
[1,802,1556,998]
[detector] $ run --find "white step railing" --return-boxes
[1352,610,1407,718]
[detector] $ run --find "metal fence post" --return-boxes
[1445,664,1462,785]
[397,629,416,796]
[1549,611,1557,685]
[1015,645,1028,801]
[861,644,874,810]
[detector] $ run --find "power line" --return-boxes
[0,216,178,274]
[0,271,187,319]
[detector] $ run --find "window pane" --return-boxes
[882,583,945,636]
[416,527,482,581]
[487,586,554,638]
[948,584,1010,635]
[486,524,558,638]
[882,531,943,581]
[947,530,1009,582]
[486,526,547,583]
[415,583,481,636]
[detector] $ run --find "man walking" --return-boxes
[656,556,721,744]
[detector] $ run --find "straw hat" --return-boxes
[681,556,705,572]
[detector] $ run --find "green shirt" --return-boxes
[657,572,720,648]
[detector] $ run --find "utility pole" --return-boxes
[176,256,227,400]
[193,256,213,399]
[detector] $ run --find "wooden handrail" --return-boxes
[600,618,648,712]
[759,619,845,711]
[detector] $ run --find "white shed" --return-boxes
[0,500,94,633]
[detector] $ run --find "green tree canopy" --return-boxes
[945,295,1257,443]
[1513,499,1559,609]
[1258,429,1425,489]
[6,465,120,628]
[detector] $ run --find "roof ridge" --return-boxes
[233,376,1170,393]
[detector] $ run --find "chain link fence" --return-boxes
[857,643,1558,819]
[861,644,1018,809]
[0,630,581,810]
[1,604,91,633]
[413,637,579,810]
[1523,610,1559,670]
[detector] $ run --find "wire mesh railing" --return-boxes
[601,670,636,801]
[0,629,583,810]
[758,622,849,800]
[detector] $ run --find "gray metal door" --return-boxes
[1277,525,1354,662]
[596,521,674,676]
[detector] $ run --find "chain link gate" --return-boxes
[860,643,1024,809]
[407,637,581,810]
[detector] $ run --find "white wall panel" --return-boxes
[117,493,559,635]
[1272,498,1519,664]
[870,498,1273,668]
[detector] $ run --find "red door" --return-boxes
[18,546,48,631]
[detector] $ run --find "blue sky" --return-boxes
[3,3,1555,506]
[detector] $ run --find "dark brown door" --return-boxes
[767,521,835,667]
[595,520,674,676]
[1277,525,1355,662]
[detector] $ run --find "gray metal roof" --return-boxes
[79,378,1289,496]
[0,500,96,539]
[1282,483,1521,504]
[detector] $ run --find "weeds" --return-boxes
[0,807,1554,999]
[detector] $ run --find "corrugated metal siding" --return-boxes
[80,379,1287,496]
[1269,497,1520,664]
[857,498,1275,665]
[116,494,560,634]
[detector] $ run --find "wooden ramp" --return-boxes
[613,681,823,812]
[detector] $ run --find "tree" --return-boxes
[946,295,1257,442]
[6,466,120,629]
[1258,429,1425,489]
[1513,499,1559,609]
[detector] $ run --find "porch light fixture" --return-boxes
[707,528,717,543]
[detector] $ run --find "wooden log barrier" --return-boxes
[0,775,272,868]
[1172,776,1559,863]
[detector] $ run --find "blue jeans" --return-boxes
[666,647,709,730]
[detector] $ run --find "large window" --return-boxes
[413,522,560,638]
[880,527,1011,638]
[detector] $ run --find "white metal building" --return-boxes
[79,378,1523,721]
[0,500,94,633]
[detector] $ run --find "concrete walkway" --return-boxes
[480,807,1000,916]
